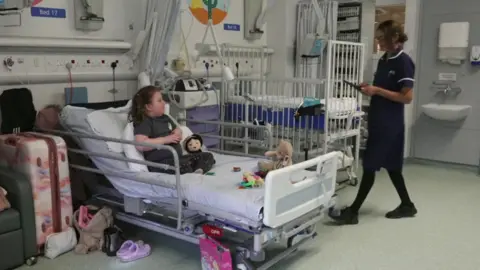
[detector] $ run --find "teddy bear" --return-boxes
[0,187,10,212]
[183,134,204,154]
[257,139,293,173]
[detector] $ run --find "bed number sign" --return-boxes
[31,7,66,19]
[224,23,241,31]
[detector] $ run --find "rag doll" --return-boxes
[183,134,203,154]
[258,139,293,173]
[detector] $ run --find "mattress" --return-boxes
[59,105,316,223]
[226,95,358,115]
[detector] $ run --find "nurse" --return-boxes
[329,20,417,225]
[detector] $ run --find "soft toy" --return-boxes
[258,139,293,173]
[183,134,203,154]
[238,172,264,189]
[0,187,10,212]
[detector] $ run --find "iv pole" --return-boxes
[197,0,234,81]
[197,0,234,151]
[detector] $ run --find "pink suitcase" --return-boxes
[199,237,233,270]
[0,132,73,249]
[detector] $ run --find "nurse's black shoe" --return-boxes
[385,203,417,219]
[328,207,359,225]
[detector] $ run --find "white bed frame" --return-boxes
[45,124,338,270]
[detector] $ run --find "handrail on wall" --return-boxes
[0,37,131,52]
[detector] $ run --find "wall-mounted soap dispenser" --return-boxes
[470,45,480,66]
[438,22,470,65]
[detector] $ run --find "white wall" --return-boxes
[403,0,420,157]
[376,0,405,5]
[0,0,147,114]
[0,0,146,41]
[167,1,267,72]
[266,0,298,78]
[267,0,375,80]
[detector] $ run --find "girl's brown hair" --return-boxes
[377,20,408,45]
[128,85,160,125]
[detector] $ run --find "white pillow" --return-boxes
[178,126,193,154]
[122,122,149,172]
[86,103,131,153]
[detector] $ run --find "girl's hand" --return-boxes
[166,134,181,144]
[172,128,182,136]
[360,84,379,96]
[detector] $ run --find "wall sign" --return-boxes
[438,72,457,82]
[31,7,66,18]
[224,23,240,31]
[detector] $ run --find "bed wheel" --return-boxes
[287,236,294,248]
[287,225,316,248]
[235,252,256,270]
[25,256,38,266]
[183,224,195,235]
[349,177,358,186]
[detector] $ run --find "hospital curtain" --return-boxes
[142,0,182,85]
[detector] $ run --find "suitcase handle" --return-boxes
[4,136,21,146]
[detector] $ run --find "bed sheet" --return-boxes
[226,95,358,114]
[59,105,319,223]
[59,106,269,222]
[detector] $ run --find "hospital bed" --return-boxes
[52,102,338,270]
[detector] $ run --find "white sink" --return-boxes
[422,103,471,121]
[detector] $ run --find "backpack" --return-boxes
[0,88,37,134]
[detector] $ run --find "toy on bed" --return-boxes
[294,97,323,119]
[257,140,293,174]
[183,134,203,154]
[0,187,10,212]
[239,172,264,189]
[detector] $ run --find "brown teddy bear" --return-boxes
[258,139,293,173]
[0,187,10,212]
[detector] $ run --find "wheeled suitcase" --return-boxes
[0,132,73,248]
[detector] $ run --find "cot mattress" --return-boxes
[225,96,359,130]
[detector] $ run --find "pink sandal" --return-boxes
[117,241,151,262]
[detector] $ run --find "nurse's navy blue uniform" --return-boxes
[363,49,415,171]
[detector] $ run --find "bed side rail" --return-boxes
[40,128,189,230]
[263,151,339,228]
[181,119,273,157]
[41,128,183,184]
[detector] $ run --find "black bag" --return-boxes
[102,226,125,257]
[0,88,37,134]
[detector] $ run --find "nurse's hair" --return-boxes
[377,20,408,44]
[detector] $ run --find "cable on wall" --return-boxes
[65,62,74,104]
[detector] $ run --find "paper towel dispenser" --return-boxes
[438,22,470,65]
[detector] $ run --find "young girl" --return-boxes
[129,85,216,174]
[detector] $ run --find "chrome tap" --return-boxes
[444,84,452,95]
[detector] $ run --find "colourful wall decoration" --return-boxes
[32,0,43,6]
[187,0,230,25]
